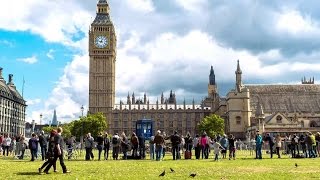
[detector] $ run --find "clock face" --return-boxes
[94,35,108,48]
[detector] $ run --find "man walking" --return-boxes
[85,133,94,161]
[44,127,70,174]
[28,133,38,161]
[38,131,47,161]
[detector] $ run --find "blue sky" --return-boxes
[1,0,320,124]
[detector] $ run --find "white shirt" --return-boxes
[5,137,11,146]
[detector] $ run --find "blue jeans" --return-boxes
[150,144,155,160]
[172,146,179,160]
[256,144,262,159]
[155,145,163,161]
[41,146,47,161]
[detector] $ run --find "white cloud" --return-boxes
[43,55,89,122]
[46,49,55,60]
[0,0,92,50]
[26,98,41,106]
[276,10,320,35]
[17,55,38,64]
[174,0,208,12]
[125,0,154,13]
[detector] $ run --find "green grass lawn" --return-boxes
[1,151,320,180]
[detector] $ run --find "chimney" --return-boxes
[0,67,4,82]
[8,74,15,87]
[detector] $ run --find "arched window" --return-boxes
[310,121,317,127]
[236,116,241,125]
[276,115,282,123]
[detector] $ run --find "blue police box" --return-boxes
[136,119,154,140]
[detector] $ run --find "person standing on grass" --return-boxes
[138,133,145,159]
[131,132,139,158]
[149,136,155,160]
[104,132,110,160]
[193,134,201,159]
[185,133,193,152]
[170,131,181,160]
[112,133,120,160]
[212,139,224,161]
[85,133,94,161]
[10,137,16,157]
[315,132,320,157]
[275,134,282,158]
[38,130,57,174]
[29,133,38,161]
[299,134,307,158]
[200,132,209,159]
[38,131,47,161]
[43,127,70,174]
[265,133,274,158]
[121,132,129,160]
[18,135,27,159]
[96,132,104,161]
[255,131,263,159]
[220,134,228,159]
[154,130,164,161]
[228,134,236,160]
[162,132,167,160]
[3,134,11,157]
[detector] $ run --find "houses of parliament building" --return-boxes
[88,0,320,138]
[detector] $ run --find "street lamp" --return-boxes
[40,113,43,125]
[81,105,84,117]
[80,105,84,155]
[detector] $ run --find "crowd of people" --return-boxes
[2,129,320,171]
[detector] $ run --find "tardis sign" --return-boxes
[136,119,154,140]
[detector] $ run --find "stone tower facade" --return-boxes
[89,0,117,117]
[226,61,252,138]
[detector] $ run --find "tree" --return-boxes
[42,126,55,134]
[198,114,224,138]
[71,112,108,138]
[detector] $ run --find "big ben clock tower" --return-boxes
[89,0,117,115]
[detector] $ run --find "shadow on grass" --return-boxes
[16,172,40,176]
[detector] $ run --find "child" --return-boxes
[212,139,224,161]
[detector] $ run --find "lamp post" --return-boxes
[80,105,84,155]
[40,113,43,126]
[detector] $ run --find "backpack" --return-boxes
[256,135,262,145]
[131,136,138,145]
[31,139,37,150]
[112,137,118,145]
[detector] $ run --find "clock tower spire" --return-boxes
[89,0,117,115]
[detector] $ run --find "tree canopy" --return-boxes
[197,114,225,138]
[71,112,108,137]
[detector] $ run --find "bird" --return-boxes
[159,170,165,177]
[190,173,197,178]
[170,168,175,173]
[295,163,298,168]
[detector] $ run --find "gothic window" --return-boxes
[310,121,317,127]
[132,121,136,128]
[113,113,118,119]
[114,121,118,128]
[236,116,241,125]
[123,121,127,128]
[276,115,282,123]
